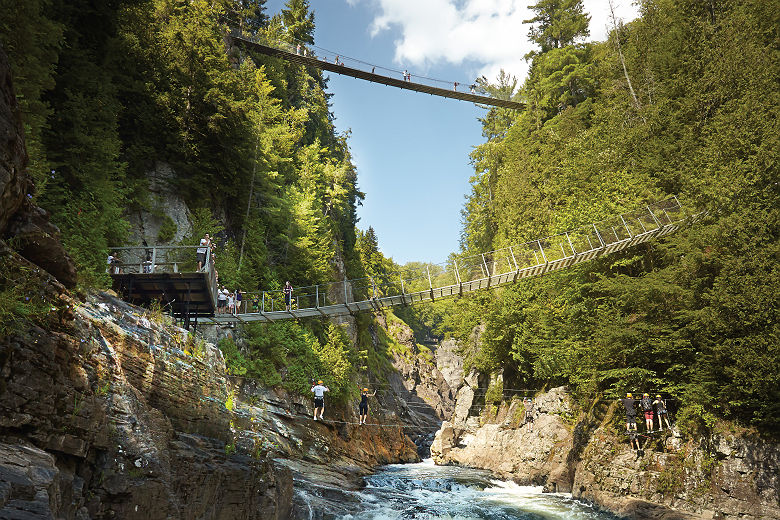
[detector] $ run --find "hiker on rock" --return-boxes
[621,393,638,432]
[523,397,535,432]
[358,386,377,425]
[311,380,329,421]
[653,394,671,430]
[640,393,654,431]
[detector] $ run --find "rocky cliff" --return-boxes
[0,251,419,518]
[431,373,780,520]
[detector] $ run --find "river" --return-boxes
[294,459,618,520]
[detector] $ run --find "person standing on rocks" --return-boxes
[653,394,671,430]
[523,397,535,432]
[640,393,654,431]
[358,387,377,425]
[621,393,638,432]
[311,380,329,421]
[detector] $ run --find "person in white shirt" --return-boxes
[311,380,330,420]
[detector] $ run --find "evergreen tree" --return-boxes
[524,0,590,54]
[281,0,314,44]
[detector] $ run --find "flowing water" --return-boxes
[321,460,618,520]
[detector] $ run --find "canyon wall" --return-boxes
[431,347,780,520]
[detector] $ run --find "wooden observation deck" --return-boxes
[109,245,217,328]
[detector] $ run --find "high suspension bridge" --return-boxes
[228,29,525,110]
[110,197,701,327]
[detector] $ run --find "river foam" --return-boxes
[332,460,616,520]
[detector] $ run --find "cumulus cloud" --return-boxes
[352,0,640,83]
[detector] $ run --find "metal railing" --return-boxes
[208,197,698,323]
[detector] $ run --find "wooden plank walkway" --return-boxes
[230,33,525,110]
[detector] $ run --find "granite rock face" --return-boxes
[573,422,780,520]
[431,386,576,492]
[0,246,420,518]
[0,265,292,518]
[430,366,780,520]
[0,44,76,288]
[127,162,193,246]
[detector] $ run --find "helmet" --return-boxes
[363,388,368,392]
[643,393,649,397]
[318,380,323,385]
[626,393,632,398]
[656,395,662,398]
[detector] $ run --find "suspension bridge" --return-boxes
[228,29,525,110]
[208,197,697,323]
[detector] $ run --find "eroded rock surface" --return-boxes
[0,246,419,518]
[432,386,576,492]
[431,373,780,520]
[573,423,780,520]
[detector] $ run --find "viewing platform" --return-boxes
[109,245,217,328]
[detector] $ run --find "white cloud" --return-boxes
[352,0,640,84]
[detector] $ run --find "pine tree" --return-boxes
[525,0,590,54]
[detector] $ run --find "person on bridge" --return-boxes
[640,393,654,431]
[284,281,293,311]
[227,289,235,314]
[197,234,210,271]
[621,393,638,432]
[628,431,643,452]
[653,395,671,430]
[296,43,301,55]
[311,380,329,420]
[523,397,535,432]
[358,387,377,425]
[217,285,228,314]
[107,252,121,274]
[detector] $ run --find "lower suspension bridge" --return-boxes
[110,198,701,327]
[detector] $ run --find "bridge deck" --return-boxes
[231,33,525,111]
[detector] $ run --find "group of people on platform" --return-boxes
[621,392,671,449]
[217,286,243,314]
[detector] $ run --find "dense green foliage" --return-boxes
[0,0,361,291]
[218,321,357,402]
[0,0,371,398]
[453,0,779,434]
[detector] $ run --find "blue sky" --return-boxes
[265,0,639,265]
